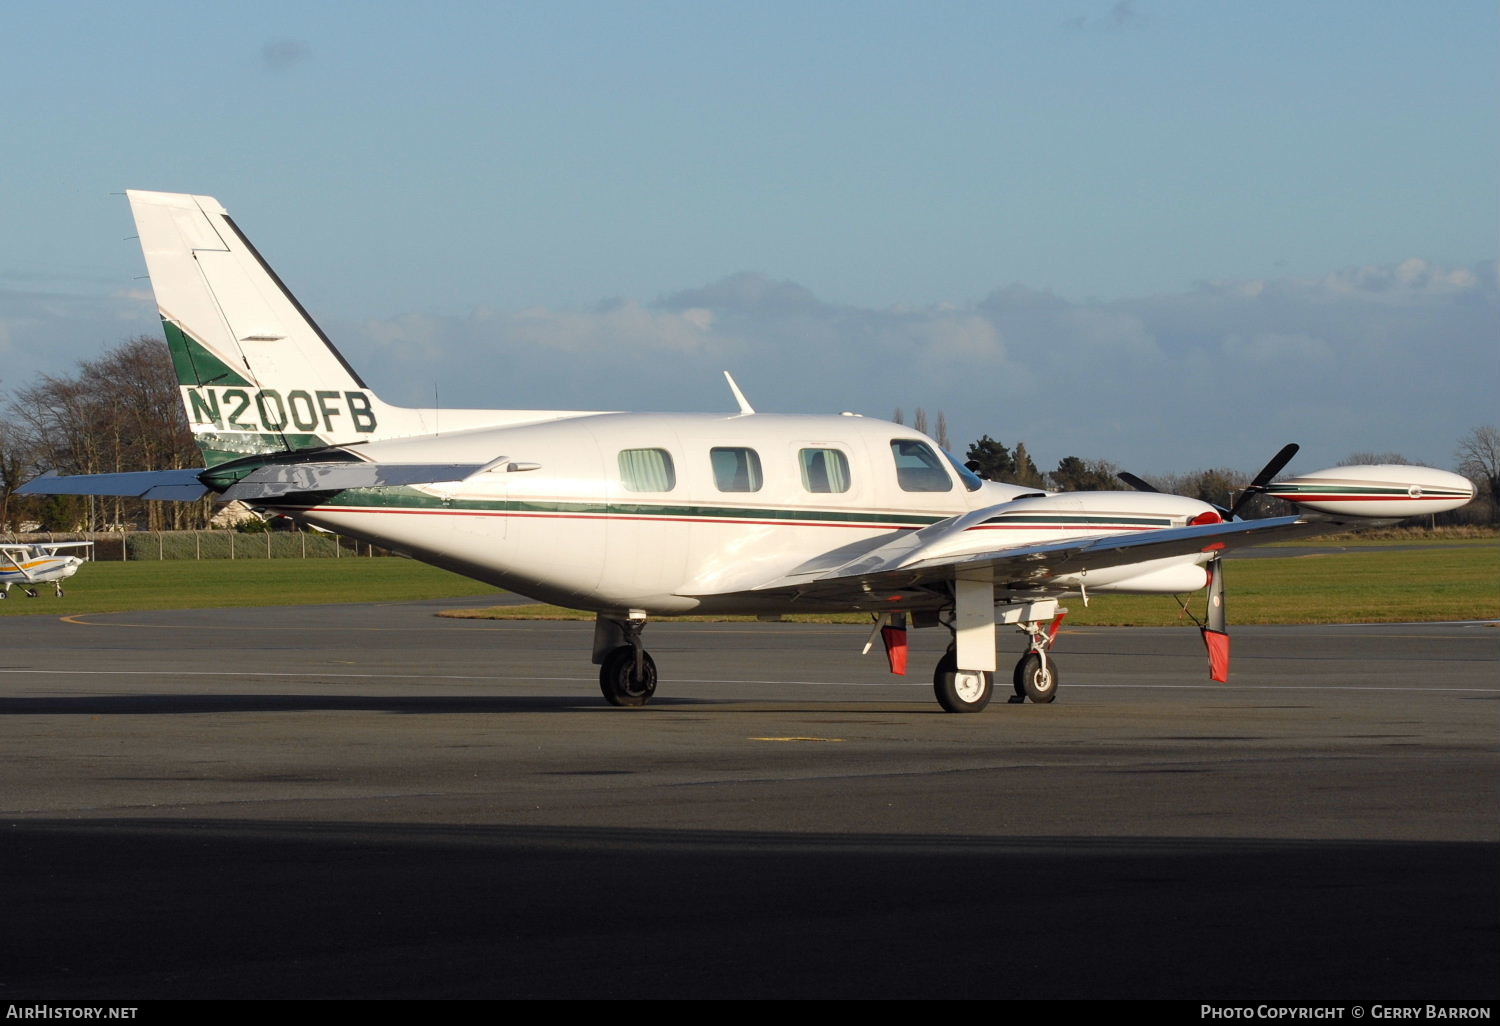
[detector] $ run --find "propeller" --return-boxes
[1117,442,1300,522]
[1115,471,1160,494]
[1225,443,1299,520]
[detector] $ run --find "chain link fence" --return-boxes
[2,531,390,561]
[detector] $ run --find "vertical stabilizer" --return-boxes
[128,190,422,465]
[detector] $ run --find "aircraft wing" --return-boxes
[689,514,1348,605]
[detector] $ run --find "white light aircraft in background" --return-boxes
[0,541,93,598]
[19,192,1476,710]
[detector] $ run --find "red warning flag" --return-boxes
[880,625,909,676]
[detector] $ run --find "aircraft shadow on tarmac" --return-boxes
[3,817,1496,1001]
[0,693,1035,716]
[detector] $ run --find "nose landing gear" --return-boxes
[1009,614,1062,704]
[595,613,656,707]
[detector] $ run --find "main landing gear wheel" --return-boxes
[1012,651,1059,704]
[933,650,993,714]
[599,646,657,707]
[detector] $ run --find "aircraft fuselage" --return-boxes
[271,410,1220,614]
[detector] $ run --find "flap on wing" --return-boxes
[219,462,487,501]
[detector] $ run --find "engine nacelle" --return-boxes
[1055,559,1211,594]
[905,489,1222,565]
[1266,464,1475,518]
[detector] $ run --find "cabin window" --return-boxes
[891,439,953,492]
[799,447,851,493]
[711,447,763,492]
[618,448,676,492]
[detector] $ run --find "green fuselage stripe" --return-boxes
[272,487,947,527]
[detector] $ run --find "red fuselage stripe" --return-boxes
[282,505,926,530]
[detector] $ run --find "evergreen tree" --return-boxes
[1050,456,1120,491]
[964,435,1014,481]
[1011,442,1045,488]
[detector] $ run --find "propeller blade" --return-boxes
[1227,443,1300,519]
[1117,471,1160,493]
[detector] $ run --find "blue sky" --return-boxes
[2,0,1496,473]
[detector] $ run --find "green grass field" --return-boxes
[3,540,1494,625]
[0,558,500,616]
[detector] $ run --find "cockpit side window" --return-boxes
[890,439,954,492]
[711,447,763,492]
[799,448,851,493]
[618,448,677,492]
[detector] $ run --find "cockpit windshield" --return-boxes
[943,450,984,492]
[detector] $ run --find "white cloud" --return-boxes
[1220,331,1334,366]
[328,258,1497,469]
[4,258,1493,475]
[507,300,718,354]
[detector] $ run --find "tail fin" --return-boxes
[129,190,423,466]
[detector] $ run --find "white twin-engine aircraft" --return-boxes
[20,191,1475,711]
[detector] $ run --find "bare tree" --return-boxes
[0,416,39,531]
[1340,452,1412,465]
[8,336,209,530]
[1456,425,1500,523]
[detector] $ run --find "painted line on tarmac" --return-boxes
[0,667,1494,693]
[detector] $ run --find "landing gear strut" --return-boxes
[595,614,656,707]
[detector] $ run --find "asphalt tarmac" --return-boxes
[2,601,1496,1000]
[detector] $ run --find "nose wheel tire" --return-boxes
[599,646,657,707]
[1012,651,1059,704]
[933,651,993,713]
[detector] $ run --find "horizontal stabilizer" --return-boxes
[17,462,486,504]
[16,469,210,501]
[219,462,487,501]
